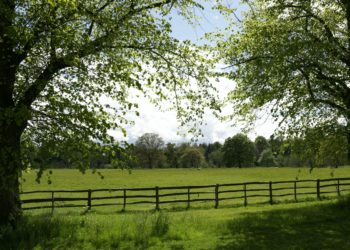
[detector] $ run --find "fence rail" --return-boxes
[20,177,350,212]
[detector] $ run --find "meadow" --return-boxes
[2,167,349,250]
[20,167,350,212]
[21,167,350,191]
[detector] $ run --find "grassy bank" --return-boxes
[1,198,350,250]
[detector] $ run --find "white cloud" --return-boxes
[108,75,277,144]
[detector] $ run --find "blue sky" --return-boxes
[170,1,247,44]
[110,1,277,144]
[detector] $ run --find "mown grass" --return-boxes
[1,198,350,250]
[21,167,350,191]
[6,167,350,249]
[20,167,350,212]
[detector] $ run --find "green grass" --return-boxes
[20,167,350,212]
[21,167,350,191]
[6,167,349,249]
[2,198,350,249]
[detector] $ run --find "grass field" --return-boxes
[20,167,350,212]
[2,198,350,249]
[21,167,350,191]
[2,167,349,249]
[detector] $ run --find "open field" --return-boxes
[20,167,350,212]
[1,168,348,249]
[21,167,350,191]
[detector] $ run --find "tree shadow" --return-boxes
[216,197,350,250]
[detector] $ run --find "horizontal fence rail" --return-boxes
[20,177,350,212]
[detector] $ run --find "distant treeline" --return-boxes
[30,129,348,169]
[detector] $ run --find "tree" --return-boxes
[254,136,269,160]
[135,133,165,168]
[201,141,222,161]
[208,149,224,167]
[218,0,350,162]
[257,149,276,167]
[164,143,180,168]
[317,135,347,168]
[0,0,217,225]
[180,147,205,168]
[222,133,255,168]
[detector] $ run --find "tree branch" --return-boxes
[17,0,176,109]
[283,4,348,55]
[17,59,67,108]
[300,68,347,113]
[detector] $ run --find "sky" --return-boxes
[111,1,277,144]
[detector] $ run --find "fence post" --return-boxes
[337,179,341,196]
[155,186,160,210]
[187,187,190,209]
[243,183,247,207]
[215,184,219,209]
[294,181,297,201]
[316,179,321,200]
[123,189,126,211]
[269,181,273,205]
[87,189,92,210]
[51,191,54,214]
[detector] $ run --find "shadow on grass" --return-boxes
[216,197,350,250]
[2,198,350,250]
[0,211,172,250]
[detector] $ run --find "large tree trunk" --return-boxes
[0,124,23,226]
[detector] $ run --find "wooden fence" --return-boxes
[21,177,350,212]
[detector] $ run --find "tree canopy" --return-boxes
[180,147,205,168]
[217,0,350,160]
[222,133,255,168]
[135,133,165,168]
[0,0,217,225]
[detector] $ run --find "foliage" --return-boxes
[317,135,348,168]
[257,149,276,167]
[217,0,350,160]
[0,0,217,182]
[0,0,220,224]
[23,129,350,169]
[208,149,224,167]
[222,133,255,167]
[135,133,165,168]
[199,141,222,161]
[164,143,180,168]
[179,147,205,168]
[254,136,269,159]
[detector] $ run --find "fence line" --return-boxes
[20,177,350,212]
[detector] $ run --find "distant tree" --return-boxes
[269,135,284,157]
[254,136,269,159]
[208,149,224,167]
[164,143,180,168]
[291,128,325,168]
[222,134,256,168]
[257,149,276,167]
[180,147,205,168]
[177,142,191,154]
[135,133,164,169]
[203,142,222,161]
[317,135,348,168]
[199,143,208,158]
